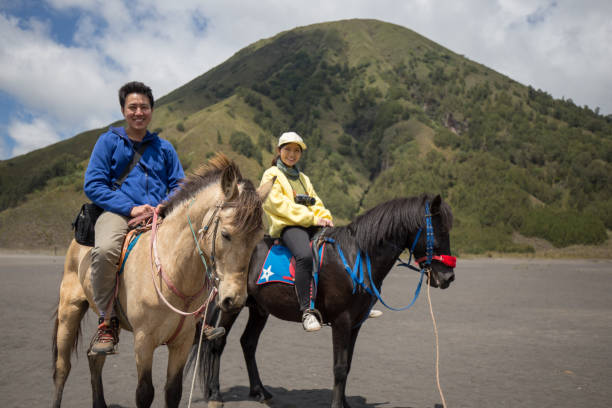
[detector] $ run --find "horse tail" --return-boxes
[186,304,221,400]
[51,306,60,376]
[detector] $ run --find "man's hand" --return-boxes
[130,204,155,218]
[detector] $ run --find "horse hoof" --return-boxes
[249,387,273,402]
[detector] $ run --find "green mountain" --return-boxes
[1,19,610,254]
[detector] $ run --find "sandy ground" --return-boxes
[1,254,611,408]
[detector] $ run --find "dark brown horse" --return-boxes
[191,194,456,408]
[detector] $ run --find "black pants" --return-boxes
[281,226,318,312]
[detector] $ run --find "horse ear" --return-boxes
[257,176,275,201]
[221,166,240,201]
[431,194,442,212]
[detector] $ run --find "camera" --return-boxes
[295,194,316,206]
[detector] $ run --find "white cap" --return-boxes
[278,131,307,150]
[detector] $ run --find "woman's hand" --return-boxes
[316,218,334,227]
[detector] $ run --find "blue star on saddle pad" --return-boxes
[256,245,296,285]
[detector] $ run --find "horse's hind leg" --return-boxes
[164,335,192,408]
[52,263,89,407]
[87,352,108,408]
[241,305,272,402]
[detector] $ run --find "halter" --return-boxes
[365,201,457,312]
[149,199,228,322]
[397,201,456,270]
[187,199,226,288]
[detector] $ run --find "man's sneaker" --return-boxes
[204,325,226,340]
[302,311,321,332]
[90,317,119,355]
[369,309,383,318]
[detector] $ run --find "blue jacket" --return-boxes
[84,126,184,216]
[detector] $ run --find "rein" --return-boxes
[326,201,438,315]
[368,200,435,311]
[149,204,220,320]
[187,199,226,288]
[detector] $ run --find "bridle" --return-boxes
[149,199,232,320]
[398,201,456,271]
[187,199,230,289]
[367,200,456,312]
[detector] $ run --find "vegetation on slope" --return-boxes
[0,19,610,255]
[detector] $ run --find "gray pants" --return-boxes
[91,211,129,317]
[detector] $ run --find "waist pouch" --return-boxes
[72,203,104,246]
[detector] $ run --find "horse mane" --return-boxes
[160,153,264,235]
[329,194,453,255]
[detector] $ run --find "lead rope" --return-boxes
[187,290,216,408]
[426,267,447,408]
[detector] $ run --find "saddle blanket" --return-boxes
[256,243,327,286]
[256,245,296,285]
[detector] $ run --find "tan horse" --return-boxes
[52,154,271,408]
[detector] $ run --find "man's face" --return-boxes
[122,93,152,132]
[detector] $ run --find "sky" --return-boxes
[0,0,611,160]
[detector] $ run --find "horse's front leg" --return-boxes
[240,305,272,402]
[341,325,362,408]
[331,314,353,408]
[165,331,193,408]
[201,308,240,407]
[134,331,156,408]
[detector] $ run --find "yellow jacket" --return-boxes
[260,166,333,238]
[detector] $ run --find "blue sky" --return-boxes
[1,0,611,159]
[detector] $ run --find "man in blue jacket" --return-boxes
[84,81,184,354]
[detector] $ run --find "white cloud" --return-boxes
[8,117,61,156]
[1,0,611,159]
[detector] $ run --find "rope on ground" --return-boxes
[427,268,448,408]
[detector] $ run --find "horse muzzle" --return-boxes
[425,264,455,289]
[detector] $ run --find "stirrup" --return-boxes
[302,309,323,332]
[303,308,323,323]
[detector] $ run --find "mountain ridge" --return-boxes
[1,19,610,254]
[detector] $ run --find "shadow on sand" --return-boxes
[188,385,419,407]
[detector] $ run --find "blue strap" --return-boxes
[118,233,142,275]
[396,227,423,272]
[367,252,425,311]
[425,201,434,264]
[335,245,370,295]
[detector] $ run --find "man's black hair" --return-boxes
[118,81,154,109]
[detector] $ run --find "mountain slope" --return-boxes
[1,19,610,254]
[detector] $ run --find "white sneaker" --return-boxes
[368,309,383,318]
[302,312,321,332]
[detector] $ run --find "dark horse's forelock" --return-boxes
[160,154,264,235]
[231,178,264,235]
[332,194,453,255]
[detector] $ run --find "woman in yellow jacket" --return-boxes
[260,131,333,331]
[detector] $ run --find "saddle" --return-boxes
[116,213,156,275]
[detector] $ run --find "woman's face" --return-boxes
[279,143,302,167]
